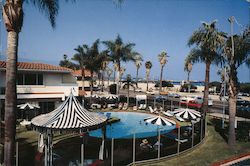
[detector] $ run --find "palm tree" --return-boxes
[113,63,118,83]
[223,24,250,150]
[119,66,126,86]
[99,50,110,92]
[145,61,152,91]
[158,51,168,92]
[106,67,113,86]
[2,1,70,165]
[184,61,193,82]
[134,54,143,88]
[184,60,193,93]
[72,46,88,95]
[103,34,137,94]
[187,20,226,114]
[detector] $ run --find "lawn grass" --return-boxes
[143,118,250,166]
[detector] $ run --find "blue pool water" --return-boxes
[89,112,176,139]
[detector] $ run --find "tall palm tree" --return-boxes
[184,61,193,93]
[158,51,168,92]
[99,50,110,92]
[106,67,113,86]
[223,25,250,150]
[134,54,143,88]
[184,61,193,82]
[145,61,152,91]
[113,63,118,83]
[187,20,226,114]
[72,45,88,95]
[2,1,70,165]
[119,66,126,86]
[103,34,137,94]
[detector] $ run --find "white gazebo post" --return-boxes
[192,122,194,147]
[111,138,114,166]
[171,100,173,111]
[158,128,161,159]
[177,126,180,155]
[200,118,203,142]
[133,133,136,164]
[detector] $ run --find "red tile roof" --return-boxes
[72,69,95,77]
[0,61,72,72]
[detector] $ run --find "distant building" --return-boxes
[0,61,78,119]
[72,69,98,96]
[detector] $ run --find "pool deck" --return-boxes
[211,152,250,166]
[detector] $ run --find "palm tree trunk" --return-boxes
[81,68,85,94]
[146,72,149,91]
[116,62,120,95]
[108,76,110,86]
[160,65,163,92]
[101,70,104,92]
[113,70,116,83]
[127,84,129,106]
[4,31,18,166]
[90,71,94,104]
[187,72,190,93]
[136,67,139,88]
[228,65,238,151]
[202,62,210,115]
[228,95,236,149]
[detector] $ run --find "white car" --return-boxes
[192,96,213,106]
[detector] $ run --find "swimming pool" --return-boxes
[89,112,176,139]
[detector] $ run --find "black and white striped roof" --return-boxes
[31,92,107,132]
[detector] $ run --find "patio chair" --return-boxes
[133,106,137,111]
[162,110,173,117]
[142,104,147,110]
[122,103,128,110]
[138,104,143,110]
[149,106,157,114]
[118,103,123,110]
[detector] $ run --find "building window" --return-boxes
[25,74,36,85]
[17,74,24,85]
[17,73,43,85]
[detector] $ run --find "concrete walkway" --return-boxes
[209,113,250,122]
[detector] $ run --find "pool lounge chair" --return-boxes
[142,104,147,110]
[162,110,173,117]
[164,133,188,143]
[123,103,128,110]
[118,103,123,110]
[133,106,137,111]
[149,106,158,113]
[138,104,143,110]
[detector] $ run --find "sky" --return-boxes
[0,0,249,82]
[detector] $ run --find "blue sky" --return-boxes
[0,0,249,82]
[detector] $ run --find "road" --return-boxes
[119,89,230,113]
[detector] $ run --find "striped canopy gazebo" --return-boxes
[31,91,107,166]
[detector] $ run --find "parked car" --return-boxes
[167,93,181,102]
[155,95,167,102]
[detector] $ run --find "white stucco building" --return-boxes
[0,61,78,118]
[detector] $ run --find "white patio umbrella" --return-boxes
[173,108,201,120]
[144,115,176,126]
[105,94,118,100]
[18,103,40,120]
[17,103,40,110]
[92,94,101,99]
